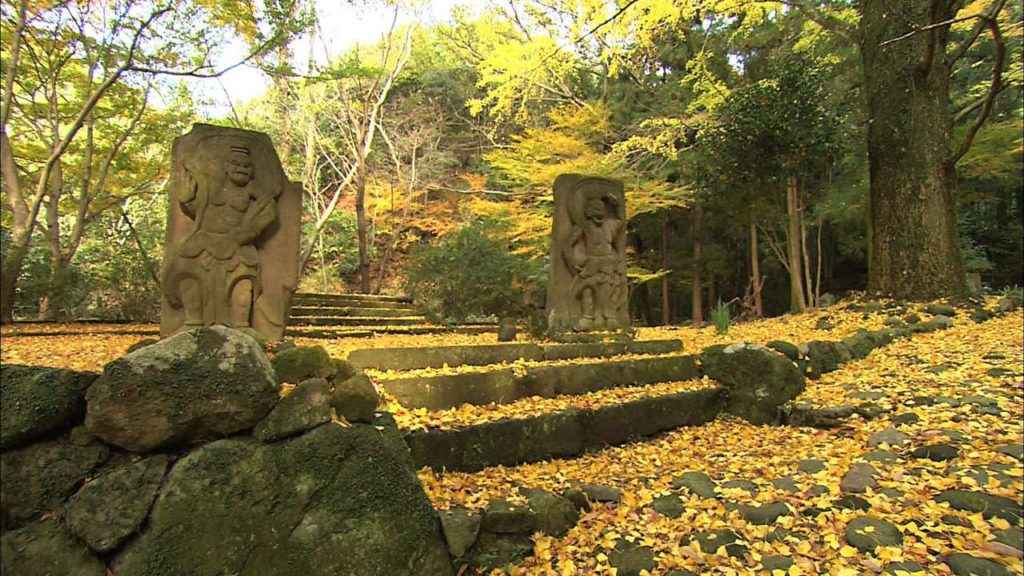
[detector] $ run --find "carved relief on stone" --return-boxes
[160,124,301,341]
[546,174,630,334]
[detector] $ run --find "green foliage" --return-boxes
[711,300,730,335]
[403,221,541,323]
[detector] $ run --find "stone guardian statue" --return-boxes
[546,174,630,335]
[160,124,301,341]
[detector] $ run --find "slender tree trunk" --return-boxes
[815,216,824,306]
[785,176,807,312]
[749,220,763,316]
[660,212,670,325]
[860,0,968,300]
[355,155,371,294]
[119,206,158,286]
[799,203,814,308]
[691,204,703,327]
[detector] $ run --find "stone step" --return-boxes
[292,292,412,305]
[405,385,726,472]
[348,339,682,371]
[381,354,699,411]
[290,306,418,318]
[285,325,495,338]
[288,316,429,327]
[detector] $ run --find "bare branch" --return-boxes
[949,10,1006,165]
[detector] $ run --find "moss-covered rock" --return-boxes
[113,422,452,576]
[330,374,380,423]
[253,378,332,442]
[0,436,110,530]
[1,365,98,450]
[700,343,805,425]
[271,345,334,384]
[65,455,168,553]
[85,326,278,452]
[0,520,107,576]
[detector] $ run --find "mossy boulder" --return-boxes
[803,340,852,378]
[253,378,332,442]
[65,455,168,553]
[330,373,380,423]
[700,343,805,425]
[1,365,99,450]
[85,326,279,452]
[113,422,453,576]
[0,520,106,576]
[271,345,334,384]
[0,436,110,530]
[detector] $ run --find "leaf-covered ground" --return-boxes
[419,311,1024,575]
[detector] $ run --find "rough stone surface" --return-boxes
[651,494,685,518]
[271,345,334,384]
[787,405,856,428]
[911,443,960,462]
[700,342,805,424]
[546,174,629,334]
[883,562,926,574]
[766,340,800,360]
[934,490,1023,523]
[439,508,481,557]
[497,318,517,342]
[113,422,453,576]
[835,495,872,511]
[330,373,379,423]
[519,488,578,537]
[862,450,898,464]
[798,459,828,474]
[996,444,1023,461]
[841,463,880,494]
[672,471,718,499]
[65,455,168,553]
[945,553,1009,576]
[608,540,656,576]
[575,482,622,503]
[720,479,759,496]
[85,326,279,452]
[687,529,746,557]
[0,437,110,530]
[868,427,911,448]
[1,365,98,450]
[253,377,331,441]
[730,502,791,525]
[0,521,106,576]
[160,123,300,341]
[993,527,1023,552]
[482,500,537,534]
[924,303,956,316]
[845,516,903,552]
[803,341,851,378]
[348,344,543,371]
[761,555,793,571]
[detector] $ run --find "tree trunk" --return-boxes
[860,0,968,300]
[786,176,807,312]
[691,204,703,327]
[660,212,670,325]
[355,156,371,294]
[749,220,763,316]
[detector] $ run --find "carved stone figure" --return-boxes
[546,174,629,334]
[160,124,301,341]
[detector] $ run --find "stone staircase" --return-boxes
[346,338,727,472]
[286,292,497,337]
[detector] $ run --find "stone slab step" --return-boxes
[290,306,418,318]
[292,292,412,305]
[405,385,726,472]
[348,339,682,371]
[291,298,417,310]
[285,325,495,339]
[380,354,699,411]
[289,316,428,327]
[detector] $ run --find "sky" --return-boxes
[193,0,476,118]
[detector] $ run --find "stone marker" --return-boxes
[546,174,629,335]
[161,123,301,341]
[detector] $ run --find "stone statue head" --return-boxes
[227,145,254,186]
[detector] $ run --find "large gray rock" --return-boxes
[85,326,279,452]
[65,455,168,553]
[1,365,98,450]
[271,345,334,384]
[700,343,805,424]
[113,422,452,576]
[519,488,578,537]
[330,373,380,423]
[439,508,481,557]
[803,340,852,378]
[1,437,110,530]
[845,516,903,552]
[253,378,331,442]
[0,521,106,576]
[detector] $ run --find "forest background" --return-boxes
[1,0,1021,326]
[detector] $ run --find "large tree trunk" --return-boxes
[660,212,670,325]
[691,204,703,327]
[860,0,968,300]
[749,220,763,316]
[785,176,807,312]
